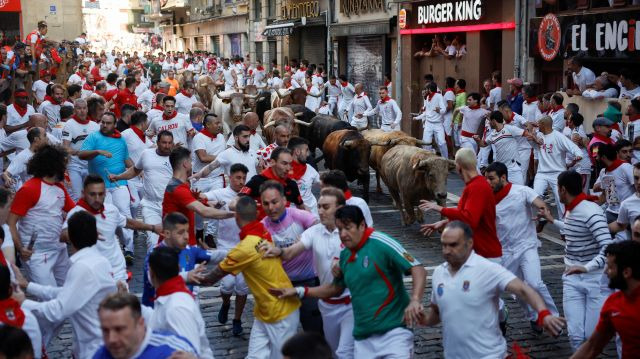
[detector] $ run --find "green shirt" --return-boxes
[453,92,467,124]
[335,229,421,340]
[149,63,162,80]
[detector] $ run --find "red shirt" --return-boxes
[90,66,103,82]
[441,175,502,258]
[113,88,138,119]
[162,178,198,246]
[595,286,640,357]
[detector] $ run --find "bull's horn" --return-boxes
[256,96,266,102]
[294,119,311,127]
[294,112,304,118]
[242,108,251,113]
[244,94,258,99]
[342,140,354,148]
[369,139,391,146]
[276,90,290,99]
[264,121,276,128]
[417,159,429,168]
[414,139,432,146]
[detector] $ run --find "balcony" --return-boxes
[162,0,189,10]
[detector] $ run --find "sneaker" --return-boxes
[530,320,543,335]
[218,304,230,324]
[232,319,243,336]
[124,251,134,266]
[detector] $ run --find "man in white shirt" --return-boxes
[452,93,489,153]
[349,83,372,131]
[338,75,355,122]
[413,82,448,158]
[498,100,535,183]
[618,69,640,99]
[121,111,154,212]
[175,82,198,115]
[2,128,47,192]
[32,71,52,105]
[225,112,266,153]
[40,84,66,131]
[565,112,592,193]
[145,246,214,358]
[252,60,266,88]
[288,137,320,217]
[62,99,101,200]
[567,57,596,96]
[532,116,583,218]
[110,131,174,252]
[67,64,88,87]
[194,125,260,182]
[420,221,565,358]
[205,164,250,335]
[304,77,322,113]
[268,70,284,90]
[485,162,560,331]
[609,162,640,240]
[14,210,117,358]
[319,170,373,226]
[137,79,159,113]
[548,93,566,132]
[219,59,238,91]
[6,90,35,130]
[362,86,402,132]
[442,77,457,157]
[147,96,195,148]
[263,187,355,358]
[326,76,341,116]
[488,70,502,110]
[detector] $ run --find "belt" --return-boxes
[461,130,475,138]
[322,296,351,305]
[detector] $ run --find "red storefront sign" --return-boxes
[0,0,21,12]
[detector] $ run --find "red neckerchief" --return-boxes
[76,71,85,80]
[250,129,257,135]
[163,111,178,121]
[131,126,146,143]
[105,130,122,138]
[77,198,106,219]
[153,104,164,111]
[13,102,28,117]
[379,96,391,104]
[469,105,481,110]
[495,83,501,88]
[87,114,98,123]
[239,220,273,242]
[340,81,348,87]
[180,89,192,98]
[550,105,564,113]
[384,80,391,86]
[261,167,287,185]
[564,192,588,217]
[72,114,90,125]
[606,159,625,172]
[426,92,435,101]
[313,73,322,78]
[44,95,60,105]
[506,112,515,124]
[0,298,25,327]
[444,87,455,94]
[153,276,193,301]
[83,82,94,91]
[200,128,217,140]
[629,114,640,122]
[299,67,307,72]
[493,182,512,204]
[524,97,536,104]
[307,85,312,92]
[611,123,621,133]
[347,227,375,262]
[289,161,307,180]
[344,190,353,200]
[593,133,614,145]
[357,93,367,99]
[256,65,264,71]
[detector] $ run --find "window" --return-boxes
[254,0,262,19]
[268,0,276,18]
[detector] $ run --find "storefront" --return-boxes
[276,0,328,68]
[398,0,515,135]
[331,0,392,102]
[0,0,22,46]
[529,3,640,93]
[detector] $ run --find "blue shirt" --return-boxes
[507,92,524,116]
[142,244,211,307]
[81,131,129,188]
[93,330,196,358]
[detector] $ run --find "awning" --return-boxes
[0,0,21,12]
[262,23,295,37]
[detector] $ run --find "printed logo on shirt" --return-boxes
[403,252,415,263]
[362,255,369,268]
[462,280,470,292]
[437,283,444,297]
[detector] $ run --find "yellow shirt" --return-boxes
[166,78,180,96]
[219,234,300,323]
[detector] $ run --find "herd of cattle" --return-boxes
[191,76,455,225]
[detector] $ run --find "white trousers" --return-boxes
[563,270,606,351]
[128,176,143,216]
[477,145,492,168]
[338,100,353,122]
[502,247,559,321]
[140,199,162,253]
[247,309,299,359]
[519,148,532,183]
[506,160,524,185]
[106,186,134,252]
[533,172,564,218]
[452,123,461,146]
[460,136,478,153]
[354,327,413,359]
[24,246,69,287]
[422,122,448,159]
[220,272,250,296]
[443,116,453,136]
[68,166,88,202]
[318,300,355,359]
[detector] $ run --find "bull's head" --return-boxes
[342,138,371,176]
[412,157,456,205]
[229,93,246,122]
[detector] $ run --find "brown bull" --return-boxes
[362,129,430,193]
[379,145,455,225]
[195,74,217,109]
[263,107,307,144]
[272,88,307,108]
[323,129,371,202]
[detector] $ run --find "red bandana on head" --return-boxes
[153,276,193,301]
[239,220,273,242]
[77,198,106,219]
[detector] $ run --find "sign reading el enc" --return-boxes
[280,0,320,20]
[417,0,482,25]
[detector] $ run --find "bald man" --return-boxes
[226,112,266,152]
[350,83,372,130]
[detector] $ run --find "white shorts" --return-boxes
[247,310,299,359]
[220,272,249,296]
[354,327,414,359]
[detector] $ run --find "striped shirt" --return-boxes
[485,124,524,164]
[553,200,612,272]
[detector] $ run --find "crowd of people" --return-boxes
[0,20,637,359]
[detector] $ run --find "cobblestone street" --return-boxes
[46,170,617,358]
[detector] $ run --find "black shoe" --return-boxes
[124,251,134,266]
[530,320,543,335]
[204,234,217,249]
[536,219,547,233]
[232,319,243,336]
[218,304,230,324]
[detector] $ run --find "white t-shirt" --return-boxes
[304,85,322,112]
[63,204,128,281]
[346,196,373,227]
[293,164,320,217]
[67,73,85,86]
[226,133,266,154]
[488,86,502,110]
[616,193,640,238]
[495,184,540,253]
[572,66,596,92]
[121,128,153,165]
[148,113,193,148]
[431,251,516,359]
[32,80,51,103]
[191,132,225,175]
[205,187,240,249]
[443,89,456,124]
[459,106,490,134]
[135,149,173,204]
[485,124,524,164]
[216,146,258,179]
[175,93,197,115]
[619,85,640,99]
[62,119,100,169]
[5,148,33,191]
[536,130,583,173]
[7,104,35,127]
[595,163,635,214]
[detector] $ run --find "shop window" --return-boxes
[591,0,627,7]
[413,33,467,60]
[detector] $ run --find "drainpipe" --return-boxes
[395,3,402,112]
[514,0,521,78]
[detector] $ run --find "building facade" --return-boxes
[0,0,83,45]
